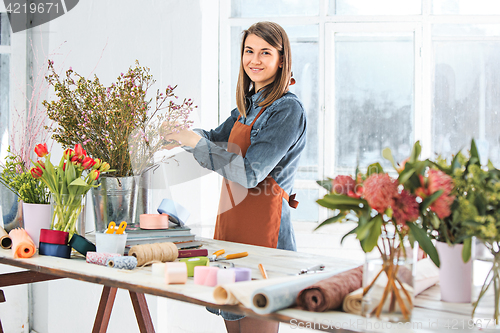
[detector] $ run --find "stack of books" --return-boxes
[125,224,201,249]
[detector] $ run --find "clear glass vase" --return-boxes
[362,240,415,322]
[50,193,86,237]
[473,247,500,329]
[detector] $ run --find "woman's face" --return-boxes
[242,34,282,92]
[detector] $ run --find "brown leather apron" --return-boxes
[214,108,298,248]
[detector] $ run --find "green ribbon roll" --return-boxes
[180,256,209,277]
[69,234,96,256]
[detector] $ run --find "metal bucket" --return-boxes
[92,176,140,232]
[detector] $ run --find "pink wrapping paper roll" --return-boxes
[9,228,36,258]
[194,266,219,286]
[165,262,188,284]
[139,214,170,229]
[86,251,121,266]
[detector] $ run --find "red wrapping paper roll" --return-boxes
[9,228,36,259]
[296,266,363,312]
[39,229,69,245]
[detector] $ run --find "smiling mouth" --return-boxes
[249,67,264,73]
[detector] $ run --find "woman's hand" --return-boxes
[161,121,202,150]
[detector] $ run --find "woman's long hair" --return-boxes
[236,21,292,117]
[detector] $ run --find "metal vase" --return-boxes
[92,176,141,232]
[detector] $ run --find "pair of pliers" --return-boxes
[106,221,127,234]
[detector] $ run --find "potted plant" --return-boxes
[315,141,454,322]
[42,60,195,230]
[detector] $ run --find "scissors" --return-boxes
[106,221,127,234]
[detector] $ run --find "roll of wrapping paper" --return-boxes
[39,229,69,245]
[38,242,72,259]
[139,214,170,229]
[69,234,96,256]
[86,252,121,266]
[157,199,190,226]
[296,266,363,312]
[0,226,12,249]
[106,256,138,270]
[180,257,210,277]
[165,262,188,284]
[342,288,363,315]
[9,228,36,258]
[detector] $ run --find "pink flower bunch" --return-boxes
[416,169,455,219]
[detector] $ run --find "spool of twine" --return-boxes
[128,242,179,266]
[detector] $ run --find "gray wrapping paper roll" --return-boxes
[106,256,138,270]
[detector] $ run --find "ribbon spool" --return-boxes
[152,263,166,276]
[139,214,170,229]
[128,242,178,266]
[165,262,188,284]
[157,199,190,226]
[180,257,210,277]
[194,266,219,286]
[217,269,236,285]
[0,226,12,249]
[86,252,121,266]
[106,256,138,270]
[39,229,69,245]
[69,234,96,256]
[231,267,252,282]
[39,242,72,259]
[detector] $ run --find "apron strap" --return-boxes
[282,192,299,209]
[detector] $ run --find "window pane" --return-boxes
[433,24,500,37]
[290,188,319,221]
[231,0,319,17]
[0,13,10,46]
[433,41,500,165]
[230,25,319,180]
[0,53,9,155]
[433,0,500,15]
[331,0,421,15]
[335,34,414,174]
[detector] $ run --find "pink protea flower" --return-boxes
[362,173,398,214]
[392,190,419,225]
[427,169,455,219]
[331,175,356,195]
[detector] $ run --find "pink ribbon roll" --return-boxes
[194,266,219,287]
[165,262,188,284]
[86,251,121,266]
[139,214,170,229]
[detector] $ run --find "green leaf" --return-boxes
[69,178,87,187]
[366,163,384,176]
[316,199,363,212]
[321,194,368,207]
[314,214,345,231]
[382,147,397,170]
[409,141,422,163]
[470,138,479,162]
[316,179,332,192]
[341,226,358,244]
[462,237,472,263]
[420,189,443,212]
[360,216,382,253]
[431,213,441,229]
[407,222,440,267]
[398,167,417,185]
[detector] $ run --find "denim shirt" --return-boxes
[188,91,307,250]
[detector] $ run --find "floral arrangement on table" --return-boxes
[42,60,195,177]
[316,141,455,321]
[30,143,110,236]
[0,147,50,205]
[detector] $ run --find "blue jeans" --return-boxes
[206,306,245,321]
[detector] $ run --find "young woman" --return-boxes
[162,21,306,333]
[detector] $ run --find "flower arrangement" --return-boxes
[316,141,455,320]
[0,148,50,204]
[42,60,195,177]
[30,143,110,235]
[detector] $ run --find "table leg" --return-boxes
[92,286,117,333]
[0,289,4,333]
[129,291,155,333]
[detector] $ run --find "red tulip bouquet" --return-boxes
[31,143,110,235]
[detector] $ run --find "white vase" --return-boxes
[22,203,51,248]
[436,241,472,303]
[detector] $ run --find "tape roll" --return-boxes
[157,199,190,226]
[38,242,72,259]
[180,256,210,277]
[39,229,69,245]
[194,266,219,286]
[106,256,137,270]
[165,262,188,284]
[139,214,170,229]
[231,267,252,282]
[86,251,121,266]
[152,262,166,276]
[217,269,236,285]
[69,234,96,256]
[0,226,12,249]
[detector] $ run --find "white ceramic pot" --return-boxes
[22,203,51,248]
[436,241,472,303]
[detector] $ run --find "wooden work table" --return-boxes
[0,238,489,332]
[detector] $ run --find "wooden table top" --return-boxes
[0,238,490,332]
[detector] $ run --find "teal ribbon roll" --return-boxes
[69,234,96,256]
